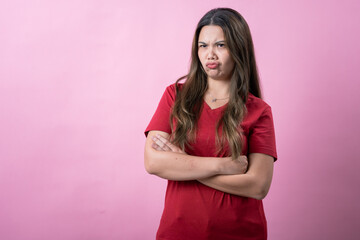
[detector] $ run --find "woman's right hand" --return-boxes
[221,155,248,175]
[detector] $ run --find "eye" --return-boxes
[217,43,225,48]
[199,44,207,48]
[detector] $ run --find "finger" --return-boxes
[152,142,164,151]
[152,136,167,150]
[155,134,170,144]
[154,135,173,151]
[152,135,172,151]
[156,134,179,152]
[161,143,172,152]
[156,135,173,150]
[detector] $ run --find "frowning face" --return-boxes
[198,25,235,82]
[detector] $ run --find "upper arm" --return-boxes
[144,130,170,172]
[143,85,174,171]
[144,85,176,138]
[246,153,274,198]
[248,106,277,161]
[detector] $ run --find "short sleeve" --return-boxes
[144,84,176,137]
[248,106,278,161]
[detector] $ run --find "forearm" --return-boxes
[198,174,265,199]
[144,131,247,181]
[144,147,223,181]
[199,153,274,200]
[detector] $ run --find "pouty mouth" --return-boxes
[206,63,218,69]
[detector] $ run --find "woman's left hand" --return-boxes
[151,134,185,154]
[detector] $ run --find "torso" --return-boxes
[156,85,270,240]
[145,83,277,240]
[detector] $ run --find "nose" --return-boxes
[207,46,216,60]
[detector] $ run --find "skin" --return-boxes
[144,131,248,181]
[198,25,235,109]
[144,25,274,200]
[148,133,274,200]
[198,25,235,82]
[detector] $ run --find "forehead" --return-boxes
[198,25,225,42]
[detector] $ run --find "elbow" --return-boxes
[231,179,270,200]
[144,160,153,174]
[252,183,271,200]
[145,162,158,175]
[144,156,156,175]
[144,150,160,175]
[253,188,269,200]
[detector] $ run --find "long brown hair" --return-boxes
[170,8,261,159]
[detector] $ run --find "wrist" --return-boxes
[216,157,232,175]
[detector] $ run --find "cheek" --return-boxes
[198,50,205,62]
[225,56,235,71]
[198,54,207,68]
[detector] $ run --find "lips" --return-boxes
[206,62,218,69]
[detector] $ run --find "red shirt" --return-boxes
[145,83,277,240]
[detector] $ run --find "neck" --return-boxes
[206,78,230,97]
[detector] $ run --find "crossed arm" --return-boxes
[144,130,274,200]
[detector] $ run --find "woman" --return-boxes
[144,8,277,240]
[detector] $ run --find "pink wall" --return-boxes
[1,0,359,239]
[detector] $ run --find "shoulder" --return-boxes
[243,93,274,129]
[163,82,184,100]
[244,93,277,160]
[246,93,272,114]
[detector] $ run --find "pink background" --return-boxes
[1,0,359,239]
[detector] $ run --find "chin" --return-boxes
[208,75,227,81]
[206,73,220,79]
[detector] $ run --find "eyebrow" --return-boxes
[198,40,226,44]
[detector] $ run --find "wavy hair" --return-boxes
[170,8,261,159]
